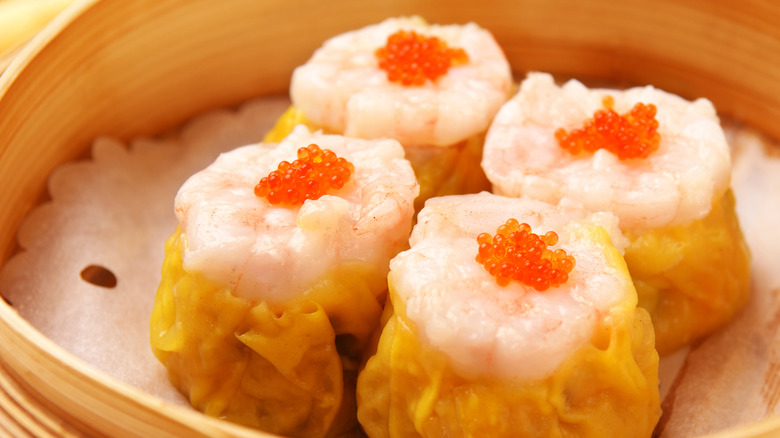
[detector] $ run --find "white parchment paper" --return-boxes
[1,96,777,437]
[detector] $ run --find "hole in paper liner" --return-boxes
[80,264,118,289]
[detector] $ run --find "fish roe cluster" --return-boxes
[254,143,354,206]
[476,219,576,291]
[375,29,469,86]
[555,96,661,160]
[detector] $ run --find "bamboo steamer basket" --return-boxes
[0,0,778,436]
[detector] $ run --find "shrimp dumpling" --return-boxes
[482,72,751,354]
[272,16,513,211]
[150,126,418,437]
[356,193,661,438]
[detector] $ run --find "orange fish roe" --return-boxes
[254,143,354,206]
[555,96,661,160]
[475,219,576,291]
[375,29,469,86]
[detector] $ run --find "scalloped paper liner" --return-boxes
[0,96,778,437]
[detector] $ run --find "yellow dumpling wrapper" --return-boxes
[265,106,490,212]
[357,225,661,438]
[150,229,386,437]
[624,189,751,355]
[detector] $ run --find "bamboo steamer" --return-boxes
[0,0,778,436]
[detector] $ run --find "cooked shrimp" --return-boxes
[174,125,419,302]
[482,72,731,232]
[290,16,512,147]
[389,192,632,381]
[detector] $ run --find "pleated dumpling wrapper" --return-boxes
[150,125,419,437]
[357,193,661,438]
[482,72,751,355]
[271,16,512,211]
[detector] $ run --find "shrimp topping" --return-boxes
[556,96,661,160]
[375,29,469,86]
[476,218,575,290]
[254,143,354,205]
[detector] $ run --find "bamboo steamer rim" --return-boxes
[0,0,778,436]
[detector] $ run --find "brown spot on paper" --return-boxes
[80,265,117,288]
